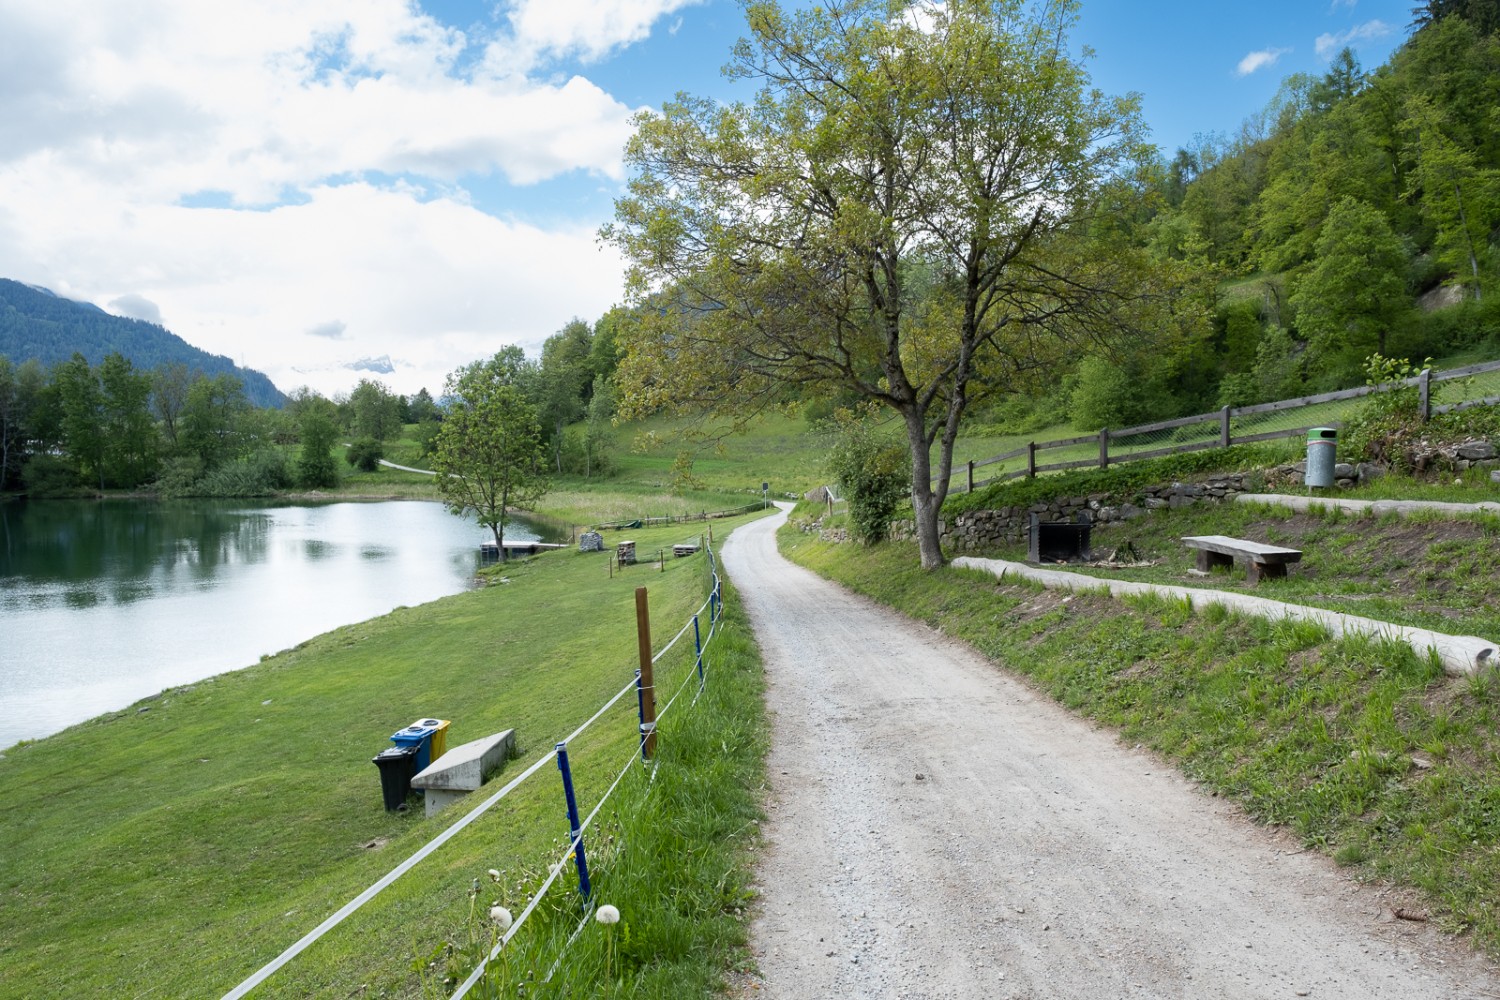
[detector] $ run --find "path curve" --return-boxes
[721,504,1500,1000]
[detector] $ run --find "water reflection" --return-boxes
[0,499,562,747]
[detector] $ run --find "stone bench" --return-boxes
[410,729,517,817]
[1182,535,1302,584]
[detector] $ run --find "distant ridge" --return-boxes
[0,279,286,408]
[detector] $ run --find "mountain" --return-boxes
[0,279,286,407]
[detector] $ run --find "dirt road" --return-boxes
[720,505,1500,1000]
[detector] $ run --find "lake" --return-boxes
[0,499,560,749]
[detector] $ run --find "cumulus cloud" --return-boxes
[0,0,660,395]
[1236,48,1290,77]
[1316,20,1392,58]
[496,0,706,68]
[108,294,165,325]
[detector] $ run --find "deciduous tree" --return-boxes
[605,0,1164,569]
[432,354,550,551]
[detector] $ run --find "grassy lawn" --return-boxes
[0,512,770,997]
[778,504,1500,956]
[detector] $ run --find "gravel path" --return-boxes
[720,504,1500,1000]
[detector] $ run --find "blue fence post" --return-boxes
[693,614,704,691]
[555,742,591,904]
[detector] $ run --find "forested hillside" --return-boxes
[0,279,284,408]
[1067,1,1500,434]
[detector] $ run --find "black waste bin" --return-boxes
[372,744,420,811]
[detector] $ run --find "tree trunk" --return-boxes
[901,407,946,570]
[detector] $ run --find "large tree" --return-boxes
[605,0,1165,568]
[432,353,550,552]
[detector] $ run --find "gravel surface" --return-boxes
[720,505,1500,1000]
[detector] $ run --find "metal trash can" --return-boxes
[372,744,420,811]
[1306,427,1338,488]
[391,721,439,773]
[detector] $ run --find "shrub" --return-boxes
[346,437,384,473]
[826,420,910,543]
[21,454,86,498]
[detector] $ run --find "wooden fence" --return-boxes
[935,359,1500,495]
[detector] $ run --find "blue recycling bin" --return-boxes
[391,721,439,773]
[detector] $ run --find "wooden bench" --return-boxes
[672,544,699,558]
[1182,535,1303,584]
[410,729,516,817]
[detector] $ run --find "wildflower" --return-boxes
[595,904,620,925]
[491,905,514,932]
[488,868,502,882]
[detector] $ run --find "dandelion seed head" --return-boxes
[490,905,514,931]
[596,904,620,925]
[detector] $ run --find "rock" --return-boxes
[1334,463,1355,479]
[1457,441,1497,461]
[1492,469,1500,485]
[578,531,604,552]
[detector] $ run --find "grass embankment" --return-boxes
[779,501,1500,955]
[0,514,768,997]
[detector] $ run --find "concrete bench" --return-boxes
[410,729,517,817]
[1182,535,1302,584]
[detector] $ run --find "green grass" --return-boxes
[952,482,1500,639]
[0,513,770,997]
[778,509,1500,954]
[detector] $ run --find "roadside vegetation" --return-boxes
[0,513,768,997]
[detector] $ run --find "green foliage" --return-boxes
[348,378,402,441]
[1290,197,1412,382]
[345,437,385,473]
[1339,354,1429,466]
[433,353,551,548]
[20,452,85,497]
[181,373,254,470]
[826,420,911,543]
[296,398,341,489]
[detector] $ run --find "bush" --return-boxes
[345,437,384,473]
[21,454,86,498]
[826,420,910,543]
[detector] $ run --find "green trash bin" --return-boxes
[1306,427,1337,488]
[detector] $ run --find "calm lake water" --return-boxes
[0,499,558,749]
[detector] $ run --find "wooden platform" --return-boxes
[479,540,566,558]
[1182,535,1302,584]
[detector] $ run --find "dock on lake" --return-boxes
[479,540,567,559]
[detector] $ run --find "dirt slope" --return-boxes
[721,505,1500,1000]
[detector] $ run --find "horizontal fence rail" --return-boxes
[594,501,765,530]
[223,543,730,999]
[934,359,1500,494]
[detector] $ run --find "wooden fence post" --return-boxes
[634,587,657,759]
[1220,405,1232,448]
[1419,368,1432,422]
[1098,428,1110,469]
[966,460,974,493]
[1027,442,1037,478]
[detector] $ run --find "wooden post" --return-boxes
[1220,405,1232,448]
[634,587,657,759]
[1419,367,1432,421]
[1099,428,1110,469]
[1027,442,1037,478]
[966,460,974,493]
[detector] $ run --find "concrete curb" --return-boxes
[951,555,1497,677]
[1236,493,1500,517]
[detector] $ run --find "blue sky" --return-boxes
[0,0,1417,397]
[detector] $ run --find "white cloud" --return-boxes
[497,0,705,68]
[108,294,164,325]
[1316,20,1392,58]
[1236,48,1289,77]
[0,0,659,395]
